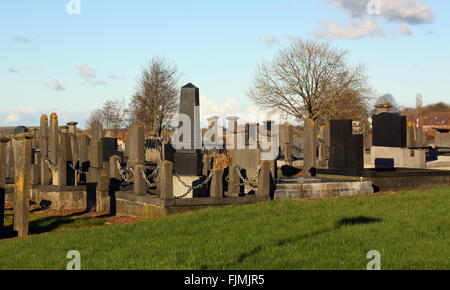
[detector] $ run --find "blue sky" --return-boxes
[1,0,449,127]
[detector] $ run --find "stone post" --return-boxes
[87,139,103,184]
[49,113,59,184]
[91,122,104,140]
[303,119,317,177]
[127,124,145,168]
[67,122,78,134]
[31,151,41,185]
[318,126,330,168]
[226,116,239,149]
[39,114,50,185]
[133,164,147,195]
[0,137,9,231]
[210,169,224,199]
[13,133,32,238]
[227,165,241,197]
[202,155,212,176]
[109,155,122,191]
[257,161,271,197]
[159,161,173,201]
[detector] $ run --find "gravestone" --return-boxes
[101,137,118,162]
[127,125,145,168]
[372,112,407,148]
[303,119,317,177]
[13,133,32,238]
[173,83,202,176]
[329,120,364,170]
[39,114,50,185]
[0,137,9,231]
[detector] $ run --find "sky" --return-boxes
[1,0,449,127]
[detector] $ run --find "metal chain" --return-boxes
[140,167,160,187]
[173,171,213,199]
[236,166,260,189]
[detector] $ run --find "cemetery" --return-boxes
[1,82,449,241]
[1,1,449,271]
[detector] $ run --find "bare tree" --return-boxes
[375,93,401,112]
[101,98,127,131]
[248,40,373,123]
[86,109,103,131]
[85,99,127,133]
[129,57,179,137]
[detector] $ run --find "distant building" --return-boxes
[403,112,450,132]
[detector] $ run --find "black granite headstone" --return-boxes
[329,120,364,170]
[101,138,118,162]
[372,112,407,148]
[350,134,364,170]
[329,120,352,169]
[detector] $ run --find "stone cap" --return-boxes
[182,83,198,89]
[13,133,33,140]
[67,122,78,126]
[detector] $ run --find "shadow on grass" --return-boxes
[0,210,106,239]
[214,216,383,269]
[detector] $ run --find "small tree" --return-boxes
[375,93,401,113]
[101,98,127,131]
[248,40,372,123]
[129,57,179,137]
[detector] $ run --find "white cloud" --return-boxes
[76,65,95,78]
[108,74,125,80]
[45,79,66,91]
[330,0,434,25]
[399,24,413,35]
[314,18,385,40]
[260,34,279,45]
[87,80,108,86]
[13,36,31,43]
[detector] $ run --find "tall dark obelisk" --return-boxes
[173,83,203,176]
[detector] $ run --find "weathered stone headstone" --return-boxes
[303,119,317,177]
[87,139,103,184]
[48,114,59,162]
[13,133,32,238]
[91,122,104,140]
[0,137,9,231]
[127,125,145,168]
[173,83,203,176]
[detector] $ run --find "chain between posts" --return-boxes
[141,166,160,187]
[235,166,260,189]
[173,171,213,199]
[116,160,134,183]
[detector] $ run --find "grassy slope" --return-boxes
[0,188,449,270]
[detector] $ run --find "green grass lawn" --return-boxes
[0,187,449,270]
